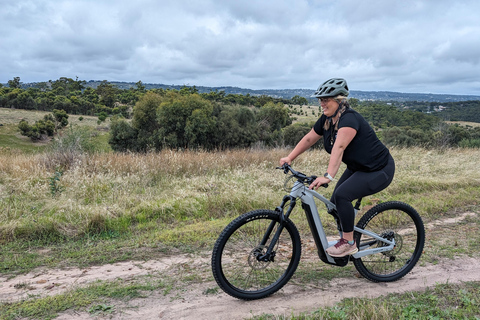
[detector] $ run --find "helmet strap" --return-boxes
[327,100,343,122]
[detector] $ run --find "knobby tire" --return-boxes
[211,210,301,300]
[353,201,425,282]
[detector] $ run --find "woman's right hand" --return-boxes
[279,157,292,166]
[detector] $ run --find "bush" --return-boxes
[45,126,102,169]
[283,123,315,147]
[109,119,138,152]
[18,117,55,141]
[51,126,100,154]
[215,106,258,149]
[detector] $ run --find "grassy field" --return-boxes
[1,107,480,319]
[0,108,111,154]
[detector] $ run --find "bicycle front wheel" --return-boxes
[353,201,425,282]
[211,210,301,300]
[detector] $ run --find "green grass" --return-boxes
[0,124,47,153]
[0,276,172,320]
[0,107,110,153]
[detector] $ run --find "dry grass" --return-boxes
[0,147,479,243]
[0,107,100,127]
[289,104,320,124]
[446,120,480,128]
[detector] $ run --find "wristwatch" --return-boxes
[324,172,334,181]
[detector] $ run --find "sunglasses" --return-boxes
[319,97,332,103]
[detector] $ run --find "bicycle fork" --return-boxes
[256,195,296,262]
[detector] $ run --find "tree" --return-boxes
[157,92,215,149]
[8,77,21,89]
[257,102,292,131]
[215,106,258,149]
[17,91,36,110]
[52,109,69,130]
[18,115,56,141]
[283,123,318,147]
[185,108,216,149]
[131,91,164,151]
[97,111,108,123]
[50,77,84,96]
[109,119,138,152]
[291,95,308,106]
[96,80,117,108]
[135,80,146,92]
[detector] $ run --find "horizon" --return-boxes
[6,78,480,99]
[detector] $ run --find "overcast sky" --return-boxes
[2,0,480,95]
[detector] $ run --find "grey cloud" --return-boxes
[1,0,480,95]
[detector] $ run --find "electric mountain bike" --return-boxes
[211,163,425,300]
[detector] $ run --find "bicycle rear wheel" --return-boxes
[211,210,301,300]
[353,201,425,282]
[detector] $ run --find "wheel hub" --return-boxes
[379,230,403,257]
[249,245,275,269]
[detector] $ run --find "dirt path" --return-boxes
[1,212,479,319]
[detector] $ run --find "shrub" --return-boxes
[109,119,138,152]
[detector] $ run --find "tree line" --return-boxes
[3,76,480,150]
[354,102,480,148]
[0,77,308,119]
[388,100,480,123]
[108,91,304,151]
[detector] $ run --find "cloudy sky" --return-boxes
[2,0,480,95]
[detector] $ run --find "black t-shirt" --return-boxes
[313,108,390,172]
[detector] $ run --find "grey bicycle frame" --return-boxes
[289,180,395,263]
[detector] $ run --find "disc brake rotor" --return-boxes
[248,245,271,270]
[379,230,403,257]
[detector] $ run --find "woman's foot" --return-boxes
[326,238,358,257]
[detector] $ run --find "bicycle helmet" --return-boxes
[312,78,349,98]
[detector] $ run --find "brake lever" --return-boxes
[276,163,290,174]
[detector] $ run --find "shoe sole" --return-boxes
[327,247,358,258]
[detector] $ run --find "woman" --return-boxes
[280,78,395,257]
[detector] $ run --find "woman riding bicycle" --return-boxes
[280,78,395,257]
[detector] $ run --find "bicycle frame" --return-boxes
[276,179,396,266]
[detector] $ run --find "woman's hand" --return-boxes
[309,176,330,190]
[279,157,292,166]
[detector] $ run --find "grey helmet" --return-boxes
[312,78,349,98]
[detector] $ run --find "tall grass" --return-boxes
[1,147,479,246]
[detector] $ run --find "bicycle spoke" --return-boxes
[354,202,425,282]
[212,210,301,299]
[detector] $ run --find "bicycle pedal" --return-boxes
[333,256,349,267]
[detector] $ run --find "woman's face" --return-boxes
[319,97,339,117]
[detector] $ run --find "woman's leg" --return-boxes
[332,155,395,234]
[326,156,395,257]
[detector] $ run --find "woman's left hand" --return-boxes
[309,176,331,190]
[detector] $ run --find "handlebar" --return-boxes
[276,163,328,188]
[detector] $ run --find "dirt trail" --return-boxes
[1,212,479,320]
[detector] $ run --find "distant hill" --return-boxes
[17,80,480,103]
[86,81,480,103]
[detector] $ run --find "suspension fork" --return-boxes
[257,195,296,262]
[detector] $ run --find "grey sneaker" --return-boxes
[326,238,358,257]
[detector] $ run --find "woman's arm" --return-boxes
[280,128,321,165]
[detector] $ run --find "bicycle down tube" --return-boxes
[291,180,396,263]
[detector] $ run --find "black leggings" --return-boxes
[330,155,395,233]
